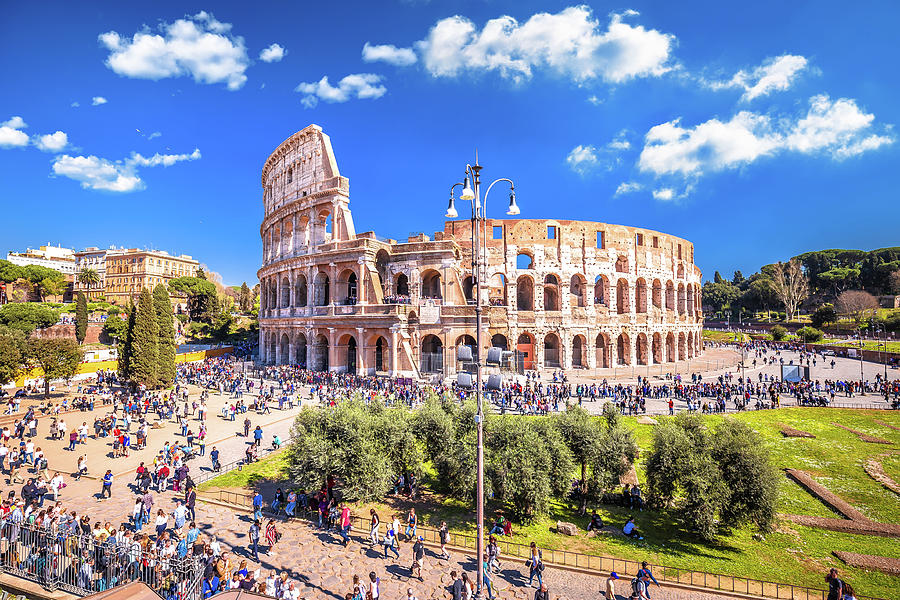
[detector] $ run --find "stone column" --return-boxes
[327,328,336,372]
[305,329,313,370]
[357,258,367,305]
[274,331,282,365]
[291,213,297,256]
[356,327,366,375]
[259,328,266,363]
[390,326,399,375]
[562,332,572,370]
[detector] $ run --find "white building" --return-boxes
[6,244,76,275]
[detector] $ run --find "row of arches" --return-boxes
[262,207,333,263]
[263,269,359,310]
[262,330,390,373]
[515,251,689,279]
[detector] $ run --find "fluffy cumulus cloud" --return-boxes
[295,73,386,108]
[92,96,108,106]
[51,148,201,193]
[0,116,29,148]
[566,144,599,174]
[259,43,286,63]
[99,11,249,90]
[615,181,642,195]
[637,94,894,191]
[369,7,674,84]
[707,54,808,101]
[652,188,675,201]
[361,43,417,66]
[35,131,68,152]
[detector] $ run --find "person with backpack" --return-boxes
[249,519,261,561]
[411,536,425,580]
[630,573,651,600]
[100,469,113,499]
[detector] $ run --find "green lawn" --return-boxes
[702,330,750,343]
[200,408,900,598]
[821,339,900,353]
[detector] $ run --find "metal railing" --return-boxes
[0,520,204,599]
[196,492,886,600]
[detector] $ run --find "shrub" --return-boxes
[810,304,837,329]
[796,326,824,343]
[0,302,58,333]
[770,325,788,341]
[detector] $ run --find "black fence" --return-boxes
[0,520,204,599]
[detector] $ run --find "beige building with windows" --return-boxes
[100,249,199,309]
[258,125,704,377]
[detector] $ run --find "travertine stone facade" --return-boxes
[258,125,703,377]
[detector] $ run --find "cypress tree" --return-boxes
[153,284,176,387]
[74,292,88,344]
[118,298,136,380]
[131,288,159,387]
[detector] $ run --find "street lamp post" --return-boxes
[446,155,518,600]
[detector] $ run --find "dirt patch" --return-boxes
[864,457,900,495]
[873,419,900,432]
[619,465,639,486]
[781,514,900,538]
[636,416,658,425]
[780,424,816,438]
[832,422,893,444]
[833,551,900,575]
[784,469,870,521]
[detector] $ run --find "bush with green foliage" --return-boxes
[168,276,219,323]
[102,315,127,341]
[27,337,83,399]
[770,325,788,341]
[810,304,838,329]
[0,325,27,385]
[796,326,824,343]
[0,303,58,333]
[286,400,422,501]
[646,414,778,540]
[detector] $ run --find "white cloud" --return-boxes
[587,95,603,106]
[148,131,162,140]
[707,54,808,101]
[608,130,631,150]
[652,188,675,201]
[566,144,599,174]
[99,11,249,90]
[51,148,201,192]
[0,116,29,148]
[637,94,894,187]
[259,43,286,63]
[411,7,674,84]
[362,43,417,66]
[92,96,108,106]
[615,182,642,195]
[35,131,68,152]
[71,101,80,108]
[295,73,386,108]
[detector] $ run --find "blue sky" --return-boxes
[1,1,897,286]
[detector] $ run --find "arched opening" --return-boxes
[666,332,675,362]
[338,334,357,373]
[687,331,694,359]
[678,332,686,360]
[463,275,476,304]
[570,274,586,307]
[337,269,358,305]
[543,274,560,311]
[651,279,662,309]
[313,335,329,371]
[491,334,508,350]
[268,281,277,309]
[266,332,276,364]
[279,333,290,365]
[594,275,609,306]
[652,332,663,364]
[313,272,330,306]
[636,333,649,366]
[375,249,390,293]
[516,275,534,311]
[572,335,586,368]
[616,278,629,314]
[421,334,444,373]
[616,333,631,365]
[395,273,409,297]
[615,255,629,273]
[517,332,535,370]
[665,281,675,311]
[543,333,560,368]
[677,263,685,279]
[295,274,308,307]
[280,277,290,308]
[635,278,648,313]
[295,333,307,368]
[677,283,686,314]
[595,333,610,368]
[421,269,442,299]
[516,252,533,270]
[374,336,387,372]
[456,334,477,356]
[490,273,507,306]
[686,284,695,316]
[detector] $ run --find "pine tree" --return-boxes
[118,298,136,381]
[153,284,176,388]
[131,288,159,387]
[239,282,251,313]
[74,292,88,344]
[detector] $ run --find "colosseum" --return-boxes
[258,124,704,377]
